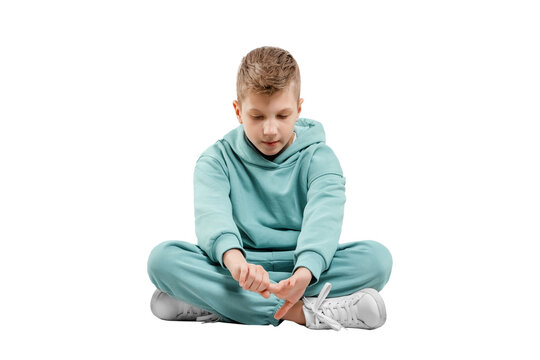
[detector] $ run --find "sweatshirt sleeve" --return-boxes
[193,155,246,268]
[293,145,346,285]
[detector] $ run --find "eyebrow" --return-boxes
[248,108,293,113]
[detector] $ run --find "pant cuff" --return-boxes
[269,297,287,326]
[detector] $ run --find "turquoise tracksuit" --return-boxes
[147,118,392,326]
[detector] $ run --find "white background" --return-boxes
[1,1,539,358]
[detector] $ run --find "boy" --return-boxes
[147,46,392,330]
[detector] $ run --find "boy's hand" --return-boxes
[223,249,271,298]
[268,267,312,320]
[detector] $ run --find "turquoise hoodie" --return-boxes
[193,117,346,284]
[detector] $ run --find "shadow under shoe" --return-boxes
[302,282,387,331]
[150,289,221,323]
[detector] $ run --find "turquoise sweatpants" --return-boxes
[147,240,392,326]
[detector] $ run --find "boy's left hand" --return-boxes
[268,267,312,320]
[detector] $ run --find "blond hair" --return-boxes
[236,46,301,109]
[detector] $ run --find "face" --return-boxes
[233,83,304,160]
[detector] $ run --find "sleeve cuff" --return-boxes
[294,251,326,286]
[214,233,245,268]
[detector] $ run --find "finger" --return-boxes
[239,264,248,287]
[261,290,270,298]
[290,277,296,287]
[256,268,269,292]
[268,280,284,295]
[274,300,294,320]
[267,282,279,294]
[278,279,291,292]
[250,267,263,291]
[277,278,290,291]
[244,267,255,289]
[263,270,270,291]
[282,278,296,292]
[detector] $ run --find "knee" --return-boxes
[147,240,179,281]
[363,240,393,288]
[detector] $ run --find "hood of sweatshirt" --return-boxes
[222,117,326,168]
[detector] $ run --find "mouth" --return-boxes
[263,141,279,146]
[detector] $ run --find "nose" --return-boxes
[263,118,278,136]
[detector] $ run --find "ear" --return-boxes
[297,98,304,117]
[233,100,242,124]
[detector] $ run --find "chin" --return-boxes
[261,148,280,156]
[261,149,277,156]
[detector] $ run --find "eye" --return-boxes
[250,115,289,120]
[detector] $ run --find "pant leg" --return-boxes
[304,240,393,298]
[147,240,286,326]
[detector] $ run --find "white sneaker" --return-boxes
[302,282,387,331]
[150,289,221,323]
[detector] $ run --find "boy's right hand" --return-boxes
[223,249,271,298]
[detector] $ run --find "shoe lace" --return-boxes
[303,282,364,331]
[197,313,222,323]
[177,304,221,323]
